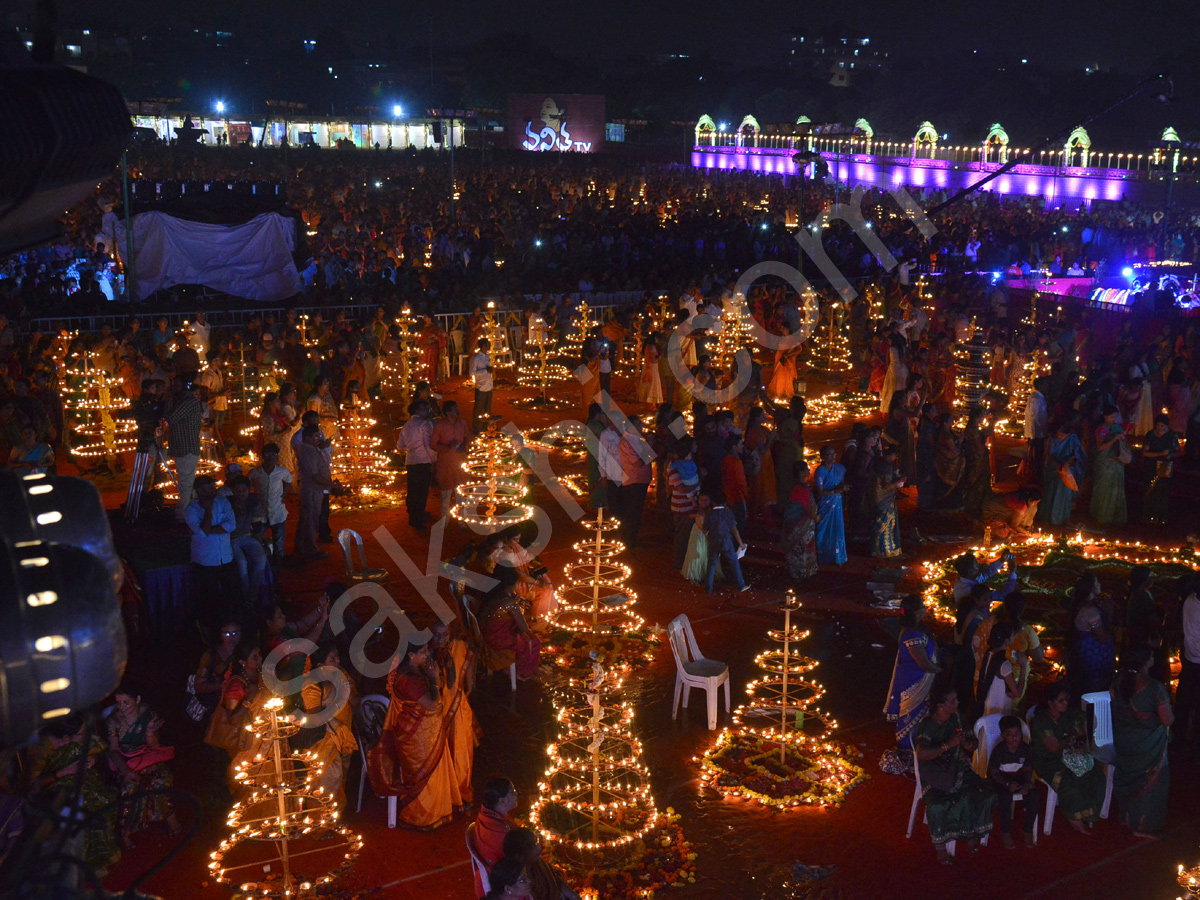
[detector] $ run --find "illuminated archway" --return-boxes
[1158,126,1181,167]
[696,114,716,146]
[984,123,1009,163]
[1064,126,1090,167]
[854,118,874,153]
[737,114,760,147]
[796,115,813,150]
[913,121,938,158]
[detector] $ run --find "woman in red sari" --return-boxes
[479,568,542,681]
[368,638,461,830]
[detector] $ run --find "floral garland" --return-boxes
[700,731,869,809]
[543,627,659,681]
[548,811,697,899]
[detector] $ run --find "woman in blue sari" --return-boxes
[885,595,943,748]
[1090,405,1128,526]
[813,445,848,565]
[1068,573,1116,696]
[1111,645,1174,836]
[1040,418,1086,526]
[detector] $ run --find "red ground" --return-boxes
[95,368,1200,900]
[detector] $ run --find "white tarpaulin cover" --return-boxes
[104,211,302,302]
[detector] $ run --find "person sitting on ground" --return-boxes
[915,683,996,864]
[501,827,583,900]
[1030,682,1106,834]
[980,487,1041,540]
[987,714,1036,849]
[105,686,182,843]
[493,525,556,624]
[473,778,519,869]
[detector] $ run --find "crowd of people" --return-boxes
[7,143,1200,891]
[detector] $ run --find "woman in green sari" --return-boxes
[1030,683,1106,833]
[105,688,181,842]
[915,684,996,864]
[1111,645,1174,836]
[1089,405,1128,526]
[33,715,120,873]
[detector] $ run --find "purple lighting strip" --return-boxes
[692,148,1139,204]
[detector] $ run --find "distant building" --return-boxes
[783,32,888,87]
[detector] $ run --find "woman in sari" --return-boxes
[744,406,776,522]
[105,688,181,840]
[773,416,803,508]
[1069,573,1117,696]
[1141,414,1180,525]
[879,334,908,413]
[1031,683,1106,833]
[1111,645,1173,836]
[915,684,995,864]
[368,638,460,830]
[203,643,269,797]
[34,715,120,872]
[870,446,905,558]
[1090,404,1128,526]
[1040,418,1086,525]
[478,568,542,681]
[883,397,915,484]
[847,426,880,540]
[931,414,965,510]
[299,643,359,807]
[307,375,339,440]
[961,408,991,516]
[494,525,556,623]
[418,316,445,383]
[430,620,478,805]
[780,460,818,581]
[915,404,939,511]
[884,595,943,748]
[432,400,470,517]
[813,445,848,566]
[7,425,54,474]
[766,344,800,402]
[638,334,663,405]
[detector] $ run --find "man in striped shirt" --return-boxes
[667,436,699,570]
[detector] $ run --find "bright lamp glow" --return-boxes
[393,104,403,116]
[216,101,225,113]
[1122,267,1134,277]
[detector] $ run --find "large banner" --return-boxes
[103,211,302,302]
[508,94,605,153]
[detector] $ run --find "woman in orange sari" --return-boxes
[418,316,445,383]
[493,525,556,624]
[368,638,460,830]
[430,620,478,805]
[432,401,470,517]
[479,568,542,681]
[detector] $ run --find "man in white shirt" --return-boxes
[965,237,981,266]
[1174,581,1200,749]
[397,399,435,529]
[470,338,493,432]
[1024,377,1048,479]
[185,311,211,357]
[197,349,228,448]
[248,442,293,559]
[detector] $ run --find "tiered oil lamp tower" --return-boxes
[209,698,362,899]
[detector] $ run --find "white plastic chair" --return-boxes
[458,584,516,691]
[353,693,398,827]
[337,528,389,585]
[451,329,469,376]
[973,713,1038,843]
[667,614,729,730]
[465,822,491,898]
[1081,691,1115,820]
